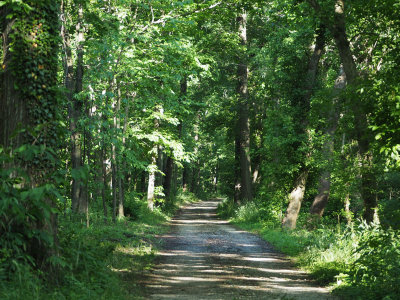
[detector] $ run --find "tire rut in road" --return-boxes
[142,199,336,300]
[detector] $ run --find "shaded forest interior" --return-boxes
[1,0,400,299]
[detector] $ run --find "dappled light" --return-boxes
[142,200,333,299]
[2,0,399,299]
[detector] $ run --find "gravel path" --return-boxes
[143,199,336,299]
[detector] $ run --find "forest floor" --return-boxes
[140,199,336,299]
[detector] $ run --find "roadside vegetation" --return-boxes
[0,192,198,300]
[218,199,400,300]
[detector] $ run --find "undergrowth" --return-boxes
[217,198,400,300]
[0,191,199,300]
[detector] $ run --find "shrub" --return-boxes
[234,202,260,223]
[341,224,400,299]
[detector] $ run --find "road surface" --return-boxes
[143,199,335,299]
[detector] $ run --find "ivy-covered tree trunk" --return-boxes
[236,10,253,203]
[1,0,60,266]
[1,9,21,149]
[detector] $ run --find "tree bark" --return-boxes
[101,143,108,221]
[147,114,160,210]
[163,156,173,199]
[282,24,325,229]
[234,135,241,204]
[156,145,164,187]
[0,15,21,149]
[61,2,85,214]
[110,79,121,222]
[164,78,187,199]
[236,10,253,202]
[331,0,377,223]
[111,151,117,223]
[118,92,132,218]
[309,0,377,223]
[282,170,309,229]
[1,1,60,266]
[147,149,157,211]
[309,67,345,217]
[75,5,87,217]
[182,165,189,192]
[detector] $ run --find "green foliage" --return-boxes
[0,188,191,299]
[379,198,400,230]
[0,146,61,273]
[228,200,400,299]
[336,225,400,300]
[217,198,236,219]
[233,202,260,223]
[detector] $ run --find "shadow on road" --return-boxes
[142,199,335,300]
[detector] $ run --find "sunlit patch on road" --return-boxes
[142,199,335,299]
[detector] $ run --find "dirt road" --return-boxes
[143,199,335,299]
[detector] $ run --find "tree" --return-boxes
[282,23,326,229]
[235,9,253,203]
[308,0,377,222]
[0,0,61,267]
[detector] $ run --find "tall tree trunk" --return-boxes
[110,79,121,222]
[214,160,219,193]
[308,0,377,223]
[282,170,309,229]
[61,1,85,214]
[147,114,160,210]
[118,92,132,218]
[332,0,376,223]
[164,78,186,199]
[101,143,108,221]
[309,67,345,217]
[236,10,253,202]
[163,156,173,200]
[75,5,87,217]
[147,149,157,211]
[111,150,117,223]
[156,146,164,187]
[190,129,199,194]
[282,24,325,229]
[234,136,241,204]
[1,1,60,266]
[182,165,189,192]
